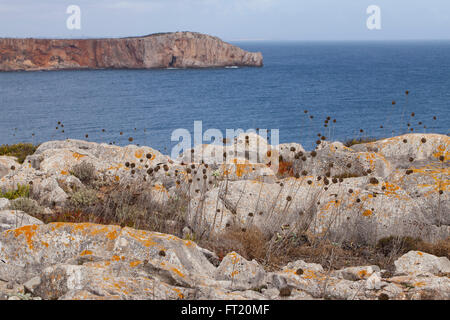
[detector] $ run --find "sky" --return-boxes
[0,0,449,41]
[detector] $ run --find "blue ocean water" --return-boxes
[0,41,449,153]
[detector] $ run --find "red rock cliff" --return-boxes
[0,32,263,71]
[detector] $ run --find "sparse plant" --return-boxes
[9,197,43,215]
[0,143,38,164]
[0,184,30,200]
[68,188,98,210]
[70,161,96,185]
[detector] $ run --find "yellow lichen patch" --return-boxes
[111,255,121,261]
[129,260,142,268]
[80,250,93,256]
[60,170,69,175]
[152,184,168,194]
[232,158,253,178]
[114,175,120,182]
[107,230,119,240]
[134,150,144,159]
[414,281,426,287]
[72,152,86,161]
[362,209,373,217]
[170,267,185,278]
[229,252,240,265]
[184,240,194,247]
[41,241,49,248]
[417,251,423,256]
[106,163,124,171]
[124,229,157,248]
[12,224,38,250]
[357,269,368,279]
[230,270,239,278]
[302,270,318,280]
[172,288,184,299]
[433,144,449,161]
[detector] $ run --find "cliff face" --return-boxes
[0,32,263,71]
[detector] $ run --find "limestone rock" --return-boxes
[0,198,10,210]
[351,133,449,168]
[0,156,18,178]
[332,265,380,281]
[394,251,450,276]
[0,210,43,233]
[214,252,266,290]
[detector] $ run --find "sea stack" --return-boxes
[0,31,263,71]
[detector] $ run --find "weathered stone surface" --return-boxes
[351,133,449,168]
[394,251,450,276]
[0,223,215,286]
[0,156,18,178]
[0,32,263,71]
[332,265,380,281]
[214,252,266,290]
[387,274,450,299]
[0,210,43,233]
[293,141,392,178]
[189,176,435,243]
[0,198,10,210]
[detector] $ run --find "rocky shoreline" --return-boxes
[0,132,448,300]
[0,32,263,71]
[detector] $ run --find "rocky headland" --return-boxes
[0,32,263,71]
[0,133,448,300]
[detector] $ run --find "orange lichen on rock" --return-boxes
[10,224,38,250]
[72,152,86,161]
[170,267,185,278]
[80,250,93,256]
[172,288,184,299]
[433,144,449,161]
[362,209,373,217]
[129,260,142,268]
[357,269,368,279]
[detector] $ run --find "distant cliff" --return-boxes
[0,32,263,71]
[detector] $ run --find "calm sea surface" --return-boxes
[0,41,449,153]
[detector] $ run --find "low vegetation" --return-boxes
[0,143,38,163]
[0,184,30,200]
[70,161,96,185]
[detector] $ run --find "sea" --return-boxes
[0,41,449,154]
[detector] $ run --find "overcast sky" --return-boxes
[1,0,449,40]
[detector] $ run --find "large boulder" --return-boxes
[394,251,450,276]
[0,223,215,286]
[351,134,449,168]
[26,139,169,181]
[188,176,436,243]
[214,252,266,290]
[293,141,392,178]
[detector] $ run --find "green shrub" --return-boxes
[1,184,30,200]
[70,162,96,185]
[9,197,43,215]
[68,188,98,209]
[0,143,38,164]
